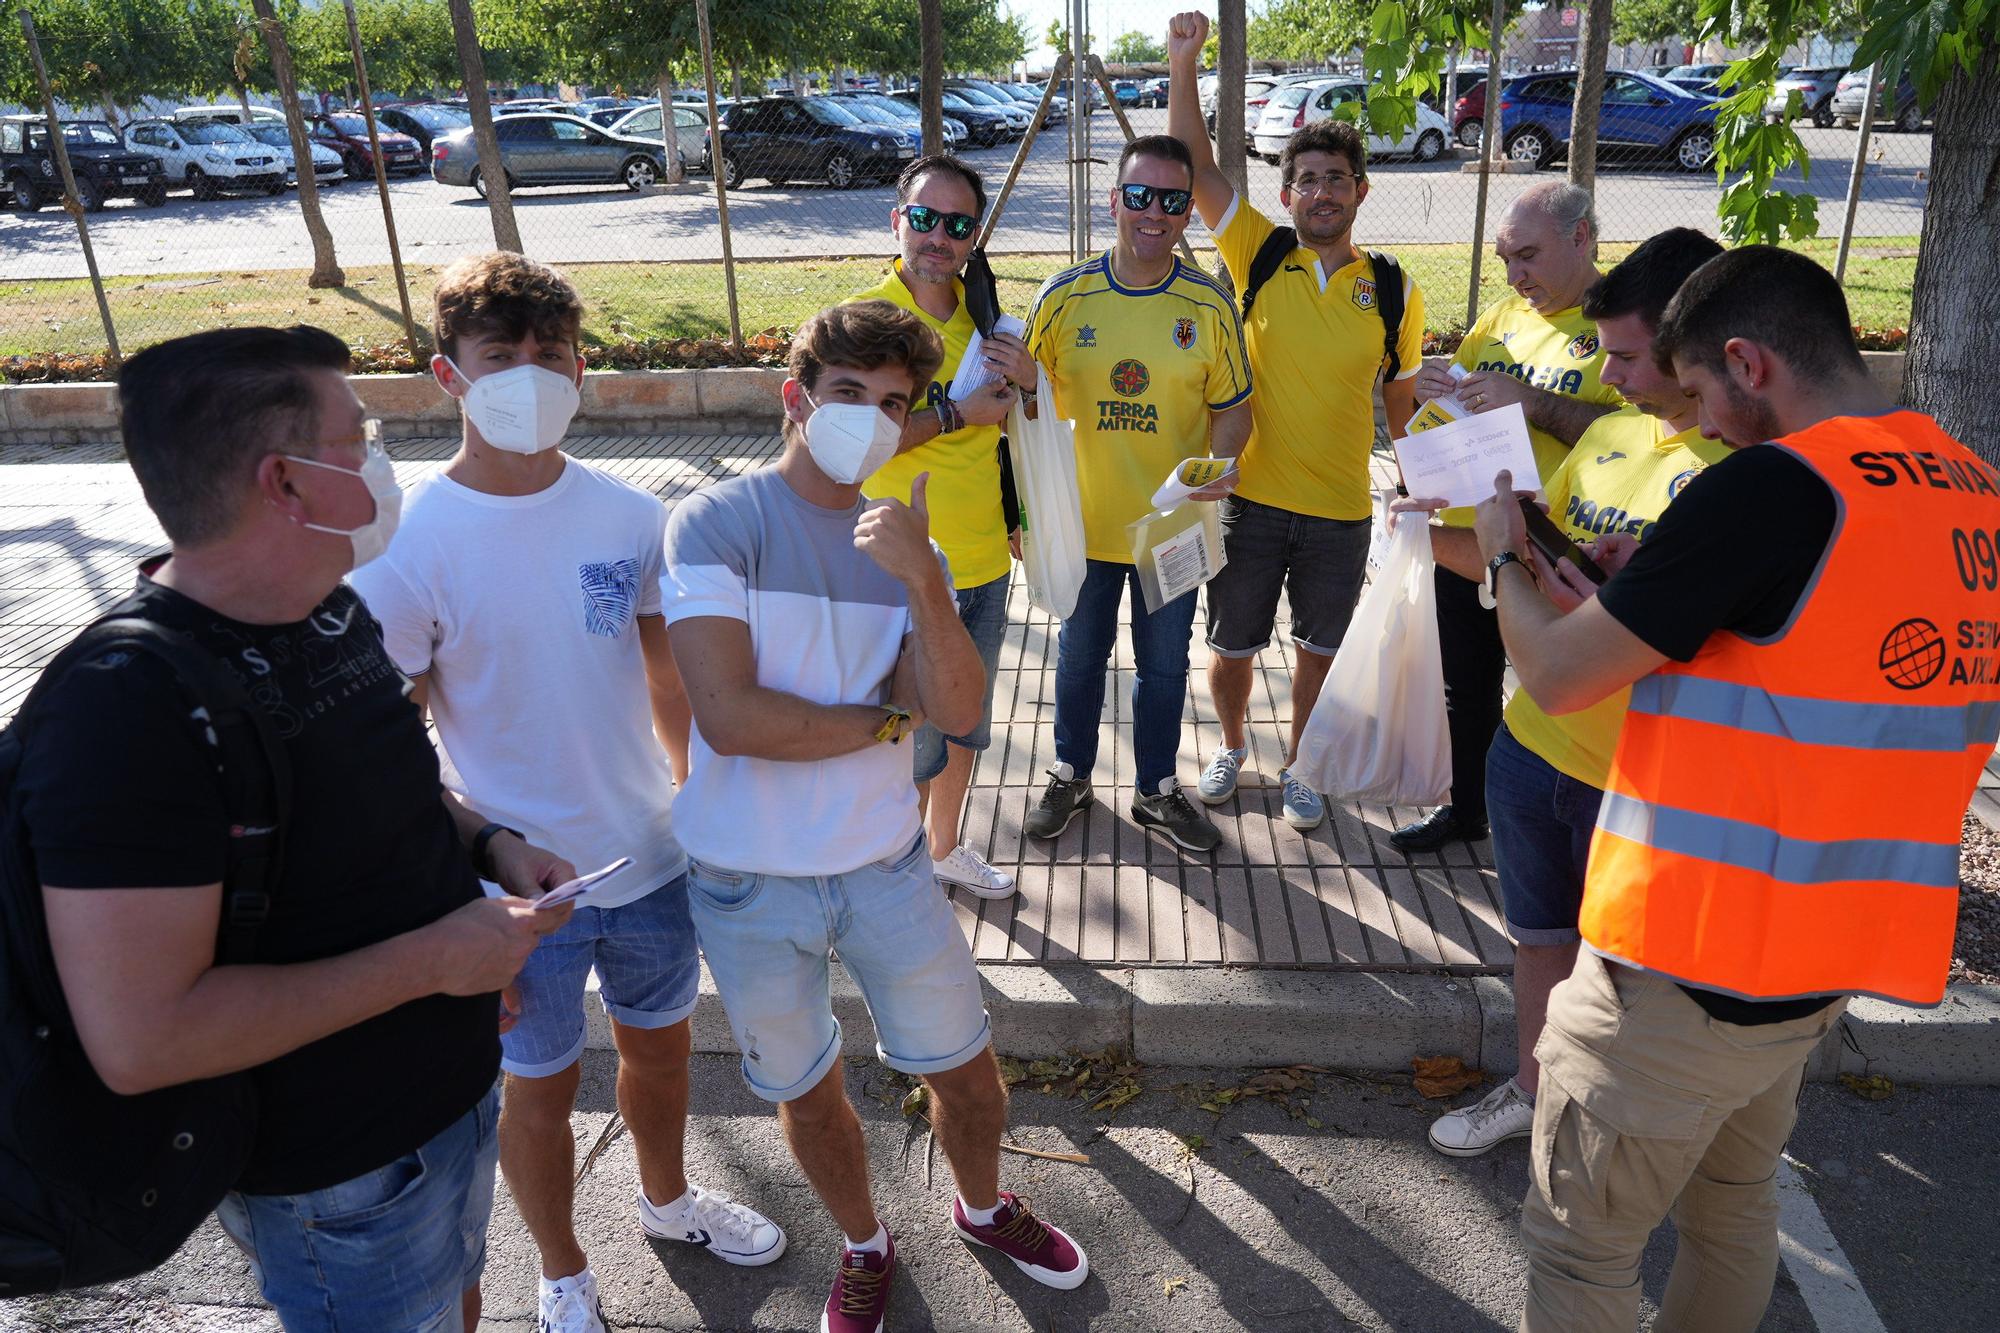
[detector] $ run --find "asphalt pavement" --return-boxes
[1,111,1931,281]
[6,1050,1990,1331]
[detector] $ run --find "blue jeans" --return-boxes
[1055,558,1199,793]
[912,571,1011,783]
[1486,723,1604,946]
[216,1085,500,1333]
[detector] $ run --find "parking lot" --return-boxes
[0,109,1932,281]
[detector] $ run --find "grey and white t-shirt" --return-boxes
[663,465,949,876]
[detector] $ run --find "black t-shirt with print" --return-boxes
[18,574,498,1195]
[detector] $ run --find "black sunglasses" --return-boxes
[1118,183,1192,216]
[897,204,978,241]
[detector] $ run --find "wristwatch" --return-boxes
[472,822,522,879]
[1480,550,1525,610]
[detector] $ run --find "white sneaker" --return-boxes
[639,1183,788,1266]
[934,845,1017,899]
[1428,1077,1535,1157]
[538,1268,607,1333]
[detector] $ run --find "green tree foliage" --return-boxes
[1248,0,1368,63]
[1108,30,1165,63]
[1611,0,1701,46]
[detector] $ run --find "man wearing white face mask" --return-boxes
[16,326,574,1330]
[352,254,781,1333]
[665,301,1088,1333]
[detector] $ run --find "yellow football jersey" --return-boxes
[1028,253,1252,563]
[1438,293,1622,527]
[855,264,1011,590]
[1212,195,1427,523]
[1503,408,1732,787]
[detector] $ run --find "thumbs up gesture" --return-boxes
[854,471,940,588]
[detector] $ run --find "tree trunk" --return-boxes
[658,67,685,184]
[1567,0,1611,191]
[1904,50,2000,464]
[1218,0,1247,195]
[730,60,742,101]
[447,0,522,252]
[249,0,343,289]
[232,72,252,119]
[919,0,944,154]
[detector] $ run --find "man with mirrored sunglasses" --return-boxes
[1167,10,1428,833]
[1024,133,1253,854]
[854,155,1028,901]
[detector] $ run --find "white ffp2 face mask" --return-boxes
[286,436,403,569]
[442,358,581,454]
[802,391,901,484]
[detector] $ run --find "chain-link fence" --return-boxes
[0,0,1932,372]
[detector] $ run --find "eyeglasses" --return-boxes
[1290,171,1359,196]
[897,204,978,241]
[1117,183,1192,216]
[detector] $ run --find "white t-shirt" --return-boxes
[662,466,947,877]
[351,458,683,910]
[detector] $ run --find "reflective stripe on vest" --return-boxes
[1579,414,2000,1007]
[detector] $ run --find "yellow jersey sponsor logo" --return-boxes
[1110,358,1150,396]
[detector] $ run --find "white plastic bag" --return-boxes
[1292,500,1450,805]
[1006,365,1087,619]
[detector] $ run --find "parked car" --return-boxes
[1251,79,1451,163]
[431,113,680,196]
[1212,74,1284,140]
[307,111,424,179]
[123,117,284,198]
[170,103,285,126]
[1451,77,1488,147]
[1111,79,1142,107]
[375,102,472,153]
[1137,77,1170,108]
[2,115,165,210]
[827,91,966,150]
[1638,63,1679,79]
[892,88,1013,147]
[608,101,712,171]
[231,119,344,187]
[1830,67,1925,131]
[1498,69,1718,172]
[568,96,630,117]
[996,81,1065,125]
[940,81,1031,137]
[712,96,916,189]
[1761,65,1846,127]
[492,98,567,116]
[1664,62,1731,88]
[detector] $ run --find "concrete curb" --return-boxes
[583,964,2000,1086]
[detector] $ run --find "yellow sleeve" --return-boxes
[1207,300,1253,410]
[1543,441,1581,519]
[1394,274,1426,379]
[1213,194,1277,280]
[1026,274,1063,367]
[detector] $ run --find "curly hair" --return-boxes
[431,251,584,359]
[1280,118,1367,186]
[788,300,945,400]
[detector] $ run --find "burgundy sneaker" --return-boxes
[820,1232,895,1333]
[953,1192,1089,1289]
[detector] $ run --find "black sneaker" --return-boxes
[1388,804,1489,852]
[1025,769,1094,839]
[1131,782,1221,853]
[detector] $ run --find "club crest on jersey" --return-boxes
[1352,277,1377,311]
[1668,467,1703,498]
[1110,358,1150,397]
[1567,332,1600,359]
[1075,324,1097,348]
[1173,317,1196,350]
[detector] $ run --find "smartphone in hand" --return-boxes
[1517,497,1608,585]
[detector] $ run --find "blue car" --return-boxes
[1499,69,1718,172]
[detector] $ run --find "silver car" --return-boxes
[234,120,344,187]
[430,113,677,196]
[1763,65,1846,128]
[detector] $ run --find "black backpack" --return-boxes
[0,616,290,1295]
[1238,227,1408,379]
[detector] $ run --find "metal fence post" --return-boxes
[1834,64,1881,284]
[1467,0,1508,327]
[18,8,120,367]
[340,0,421,363]
[1068,0,1090,261]
[695,0,743,350]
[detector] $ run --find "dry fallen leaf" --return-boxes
[1838,1073,1894,1101]
[1411,1055,1484,1100]
[1162,1274,1189,1298]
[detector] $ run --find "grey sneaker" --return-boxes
[1428,1077,1534,1157]
[1131,780,1221,853]
[1197,746,1246,805]
[1278,768,1325,830]
[1025,766,1093,840]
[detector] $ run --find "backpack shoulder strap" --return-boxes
[35,619,291,964]
[1366,249,1407,380]
[1239,226,1298,320]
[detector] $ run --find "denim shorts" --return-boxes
[1486,723,1604,946]
[1206,495,1371,658]
[913,571,1011,784]
[686,832,991,1102]
[500,875,702,1078]
[216,1085,499,1333]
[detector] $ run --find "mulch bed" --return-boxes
[1955,812,2000,985]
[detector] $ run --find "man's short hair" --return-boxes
[1117,133,1193,185]
[1515,180,1597,245]
[788,300,945,400]
[1280,118,1366,186]
[1654,245,1864,383]
[895,153,986,219]
[118,326,351,547]
[432,251,584,361]
[1581,227,1723,329]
